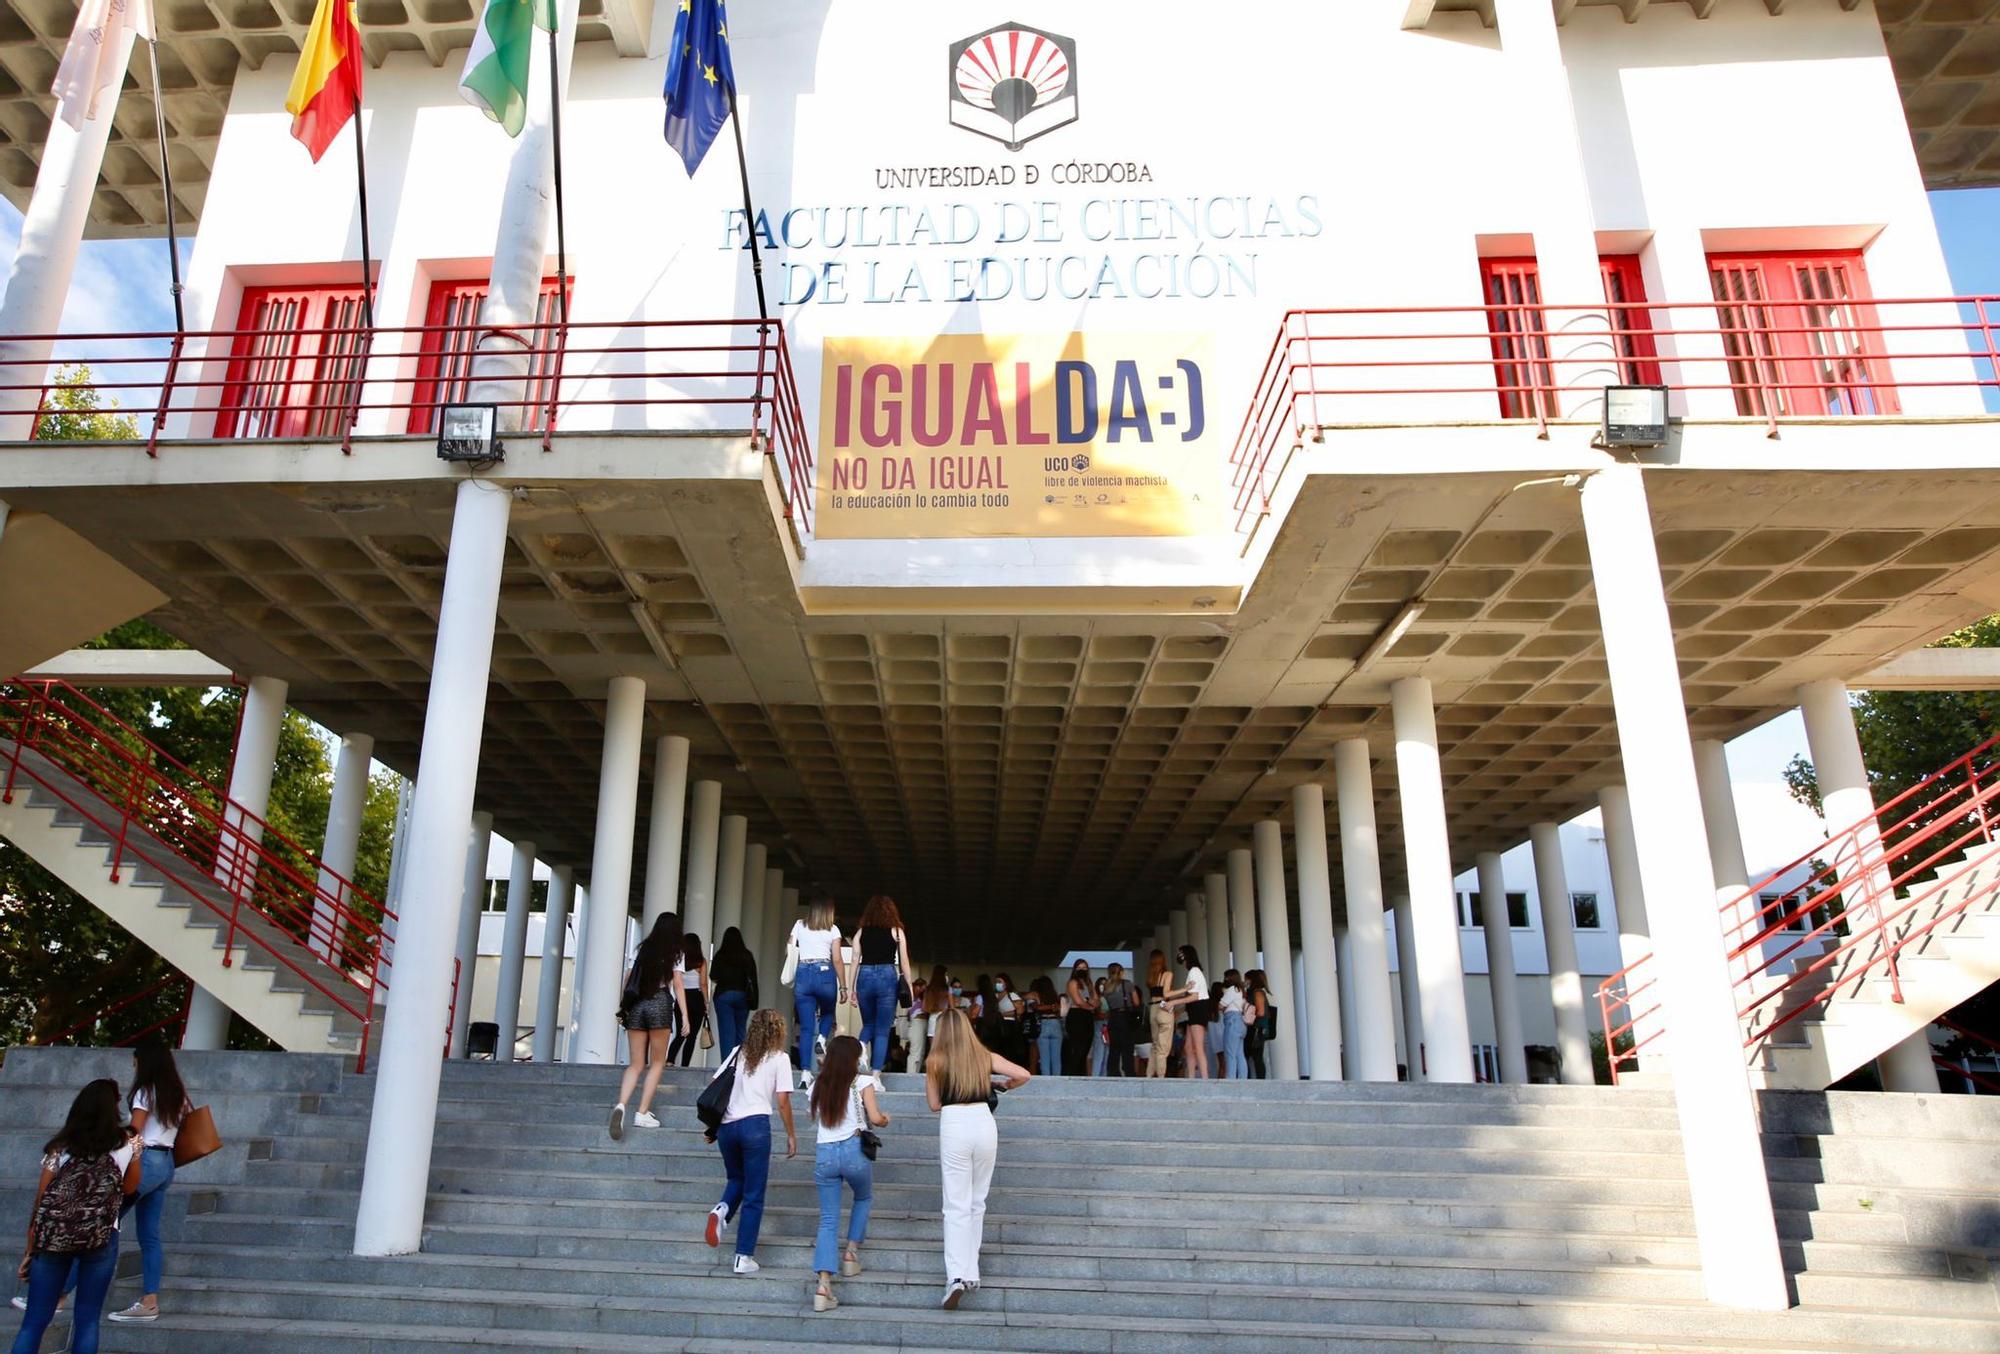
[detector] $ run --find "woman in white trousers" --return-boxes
[925,1008,1030,1310]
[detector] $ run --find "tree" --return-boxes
[34,364,140,442]
[0,620,399,1050]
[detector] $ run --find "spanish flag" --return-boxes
[285,0,363,162]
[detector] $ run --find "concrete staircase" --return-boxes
[1748,840,2000,1090]
[3,1047,1997,1351]
[0,749,374,1055]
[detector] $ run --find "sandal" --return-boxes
[813,1282,838,1312]
[841,1247,862,1277]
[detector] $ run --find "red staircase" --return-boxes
[1599,730,2000,1085]
[0,679,416,1068]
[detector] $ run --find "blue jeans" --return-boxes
[713,988,750,1061]
[131,1147,174,1294]
[812,1135,874,1274]
[1222,1010,1249,1079]
[716,1114,772,1257]
[1034,1021,1062,1076]
[855,964,899,1070]
[13,1237,117,1354]
[793,962,837,1070]
[1090,1019,1109,1076]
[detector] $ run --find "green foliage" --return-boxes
[33,364,139,442]
[1588,1028,1636,1085]
[2,625,399,1050]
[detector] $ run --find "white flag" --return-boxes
[51,0,154,131]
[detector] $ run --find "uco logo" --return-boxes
[948,23,1078,151]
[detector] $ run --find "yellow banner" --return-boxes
[814,332,1220,539]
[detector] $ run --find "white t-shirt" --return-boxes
[815,1073,878,1144]
[42,1144,138,1232]
[1219,986,1246,1016]
[131,1088,181,1149]
[791,920,840,964]
[1183,966,1207,1004]
[721,1049,794,1124]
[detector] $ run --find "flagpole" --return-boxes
[723,86,768,324]
[545,20,570,328]
[350,92,376,329]
[144,36,184,333]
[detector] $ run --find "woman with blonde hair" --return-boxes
[1144,950,1174,1078]
[789,893,843,1074]
[926,1007,1031,1311]
[911,963,951,1073]
[845,894,917,1072]
[703,1008,796,1275]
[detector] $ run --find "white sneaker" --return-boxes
[705,1202,728,1248]
[942,1278,969,1310]
[732,1254,760,1275]
[632,1110,661,1130]
[106,1303,158,1324]
[8,1297,23,1312]
[608,1103,626,1141]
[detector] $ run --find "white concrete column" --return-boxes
[354,476,512,1257]
[379,775,414,975]
[1477,851,1529,1084]
[567,881,590,1038]
[1599,783,1665,1070]
[761,868,785,985]
[1581,462,1787,1310]
[682,780,722,945]
[713,815,748,950]
[491,838,538,1061]
[312,732,375,963]
[1202,872,1231,975]
[466,0,584,433]
[1530,822,1594,1085]
[1226,848,1257,980]
[1332,740,1399,1081]
[739,845,768,954]
[1333,925,1357,1078]
[450,812,494,1058]
[1878,1030,1942,1094]
[532,866,574,1062]
[574,676,647,1065]
[1798,679,1898,923]
[641,735,690,932]
[1251,820,1301,1081]
[0,18,140,439]
[1290,783,1344,1081]
[1392,895,1425,1080]
[778,887,799,978]
[1391,677,1475,1084]
[1168,907,1190,969]
[1693,739,1757,975]
[1291,949,1311,1072]
[186,674,289,1049]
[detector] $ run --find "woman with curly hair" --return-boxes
[703,1007,796,1275]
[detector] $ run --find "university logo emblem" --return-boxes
[948,23,1078,151]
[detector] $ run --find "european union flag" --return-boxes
[663,0,735,175]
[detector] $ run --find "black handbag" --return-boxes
[617,964,642,1023]
[695,1049,741,1134]
[1257,1005,1278,1041]
[895,977,912,1007]
[857,1129,881,1161]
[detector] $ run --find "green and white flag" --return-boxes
[459,0,557,137]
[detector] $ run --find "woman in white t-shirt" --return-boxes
[789,894,844,1075]
[1166,945,1211,1080]
[703,1008,796,1276]
[103,1041,192,1323]
[1218,970,1250,1080]
[806,1035,890,1312]
[14,1078,139,1353]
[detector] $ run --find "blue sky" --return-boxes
[2,187,1997,871]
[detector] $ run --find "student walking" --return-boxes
[668,932,712,1067]
[789,895,844,1075]
[1101,962,1140,1077]
[1145,950,1174,1078]
[991,973,1027,1066]
[1167,946,1210,1079]
[911,964,951,1073]
[1027,976,1063,1075]
[926,1009,1030,1311]
[808,1035,889,1313]
[845,894,916,1072]
[1244,969,1273,1079]
[612,913,690,1139]
[708,927,758,1061]
[1089,978,1111,1077]
[12,1079,140,1354]
[104,1042,190,1324]
[704,1009,797,1275]
[1218,970,1250,1079]
[1061,961,1097,1076]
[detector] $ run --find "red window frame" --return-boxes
[216,285,371,440]
[1599,255,1661,387]
[1479,257,1556,421]
[409,276,570,435]
[1706,250,1898,417]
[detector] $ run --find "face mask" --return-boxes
[995,982,1007,992]
[951,984,962,994]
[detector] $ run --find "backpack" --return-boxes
[32,1152,122,1255]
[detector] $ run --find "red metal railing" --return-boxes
[1229,294,2000,535]
[35,973,194,1050]
[1598,729,2000,1083]
[1,680,394,1070]
[3,315,817,530]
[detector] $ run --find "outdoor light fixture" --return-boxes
[1601,384,1671,449]
[437,403,503,463]
[1354,598,1427,673]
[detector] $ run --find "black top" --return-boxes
[857,926,898,965]
[710,950,756,994]
[1148,984,1164,999]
